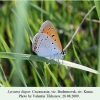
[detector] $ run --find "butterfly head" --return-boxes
[60,50,66,58]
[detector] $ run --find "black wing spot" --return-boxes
[52,43,53,44]
[41,39,43,41]
[48,28,50,30]
[54,48,56,49]
[47,36,48,38]
[52,35,55,37]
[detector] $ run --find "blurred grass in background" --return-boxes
[0,0,100,87]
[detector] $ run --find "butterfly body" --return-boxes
[32,20,65,59]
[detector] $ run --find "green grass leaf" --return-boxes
[94,0,100,86]
[0,52,98,75]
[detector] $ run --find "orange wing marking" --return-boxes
[33,37,39,52]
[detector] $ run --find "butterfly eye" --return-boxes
[62,51,65,55]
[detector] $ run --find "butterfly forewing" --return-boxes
[38,20,62,52]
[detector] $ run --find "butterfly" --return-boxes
[32,20,65,59]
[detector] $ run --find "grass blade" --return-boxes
[94,0,100,86]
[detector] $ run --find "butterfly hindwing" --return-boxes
[32,33,61,58]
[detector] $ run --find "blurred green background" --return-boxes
[0,0,100,87]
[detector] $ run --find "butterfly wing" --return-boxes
[32,33,61,58]
[38,20,62,52]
